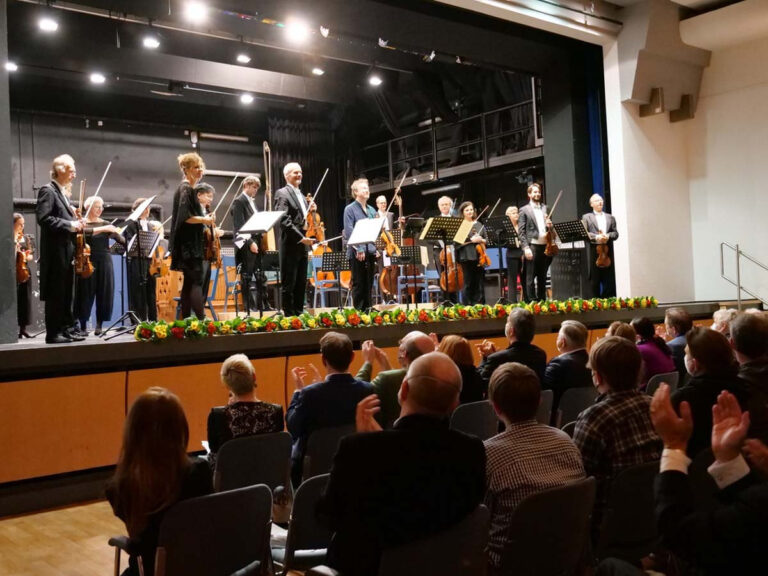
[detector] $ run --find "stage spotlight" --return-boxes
[319,26,330,38]
[184,1,209,22]
[143,35,160,49]
[285,18,310,45]
[38,16,59,33]
[311,67,324,76]
[90,72,106,84]
[5,62,18,72]
[424,50,436,63]
[240,93,254,105]
[368,73,383,87]
[236,53,251,64]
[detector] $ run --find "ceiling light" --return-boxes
[236,53,251,64]
[368,73,383,87]
[143,35,160,49]
[240,93,254,105]
[285,18,310,45]
[38,17,59,33]
[5,62,18,72]
[311,67,324,76]
[90,72,106,84]
[319,26,330,38]
[184,1,209,22]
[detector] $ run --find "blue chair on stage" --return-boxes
[220,253,240,314]
[175,265,220,320]
[312,256,345,309]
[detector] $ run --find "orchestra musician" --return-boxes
[504,206,524,302]
[196,183,217,301]
[14,213,33,338]
[274,162,315,316]
[375,195,394,230]
[518,183,552,301]
[582,193,618,298]
[124,197,161,322]
[343,178,378,311]
[455,201,487,305]
[231,175,269,313]
[75,196,123,335]
[35,154,86,344]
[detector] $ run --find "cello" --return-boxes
[439,197,465,294]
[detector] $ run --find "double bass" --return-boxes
[378,192,403,299]
[439,198,465,293]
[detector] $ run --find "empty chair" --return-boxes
[302,425,355,482]
[645,371,679,396]
[214,432,292,494]
[558,386,598,428]
[450,400,499,441]
[535,389,553,425]
[272,474,332,575]
[496,477,596,576]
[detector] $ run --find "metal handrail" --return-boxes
[719,242,768,309]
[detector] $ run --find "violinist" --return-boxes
[124,197,161,323]
[35,154,86,344]
[74,196,123,335]
[504,206,524,303]
[455,201,488,305]
[14,213,33,338]
[518,183,552,301]
[343,178,378,311]
[197,183,222,303]
[375,195,394,230]
[232,175,269,314]
[582,193,618,298]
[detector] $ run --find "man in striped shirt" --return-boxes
[484,362,585,573]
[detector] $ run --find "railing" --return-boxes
[720,242,768,309]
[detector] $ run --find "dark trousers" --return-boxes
[350,253,376,310]
[505,254,523,302]
[44,264,75,339]
[525,244,551,301]
[590,260,616,298]
[461,261,485,305]
[17,279,32,328]
[127,258,157,322]
[180,259,205,319]
[280,247,308,316]
[237,248,269,314]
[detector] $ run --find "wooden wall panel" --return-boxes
[0,373,125,483]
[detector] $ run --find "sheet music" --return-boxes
[348,217,385,246]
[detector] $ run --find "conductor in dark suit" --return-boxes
[273,162,315,316]
[318,351,486,576]
[518,183,552,301]
[231,175,268,313]
[35,154,85,344]
[582,194,619,298]
[477,307,547,384]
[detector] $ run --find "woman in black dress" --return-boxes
[124,198,163,322]
[14,213,33,338]
[505,206,524,302]
[455,201,488,305]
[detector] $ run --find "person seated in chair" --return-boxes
[665,307,693,380]
[477,307,546,384]
[630,317,675,389]
[543,320,592,420]
[730,311,768,442]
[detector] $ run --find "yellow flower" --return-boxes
[189,320,200,332]
[220,324,232,334]
[307,318,317,328]
[382,314,391,323]
[280,318,291,330]
[154,324,167,339]
[447,309,455,319]
[335,314,346,326]
[361,314,371,325]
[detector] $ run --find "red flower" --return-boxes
[349,314,360,326]
[140,328,152,339]
[291,318,303,330]
[566,303,573,312]
[596,301,603,310]
[620,300,627,308]
[374,315,383,325]
[265,322,277,332]
[171,326,185,339]
[322,317,332,327]
[496,307,507,318]
[459,308,468,318]
[207,323,216,335]
[397,312,406,324]
[237,323,247,333]
[479,307,488,317]
[442,309,450,317]
[533,304,541,314]
[418,310,429,321]
[549,303,557,312]
[582,301,588,310]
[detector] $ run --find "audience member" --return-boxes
[671,327,748,458]
[606,320,636,342]
[286,332,373,486]
[630,316,675,388]
[573,336,662,529]
[665,307,693,379]
[356,331,434,428]
[730,311,768,441]
[206,354,283,463]
[543,320,592,420]
[477,307,546,383]
[484,362,585,574]
[711,308,738,338]
[106,388,213,576]
[318,352,486,576]
[438,334,486,403]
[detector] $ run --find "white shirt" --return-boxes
[288,184,307,218]
[140,219,148,232]
[51,180,80,230]
[660,448,750,490]
[594,211,607,235]
[531,202,547,244]
[246,193,257,215]
[378,210,390,230]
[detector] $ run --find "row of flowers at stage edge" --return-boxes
[134,297,658,342]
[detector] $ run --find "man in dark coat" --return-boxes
[543,320,593,421]
[478,307,547,384]
[582,194,619,298]
[517,182,552,301]
[231,175,269,313]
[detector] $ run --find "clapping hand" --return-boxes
[711,390,750,463]
[356,395,382,433]
[291,363,322,390]
[743,438,768,476]
[650,384,693,451]
[361,340,376,364]
[476,339,497,358]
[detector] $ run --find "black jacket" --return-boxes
[517,202,548,250]
[231,192,258,253]
[543,349,593,411]
[479,341,547,384]
[273,184,307,250]
[35,181,77,300]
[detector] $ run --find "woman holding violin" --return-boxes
[343,178,378,310]
[197,183,223,304]
[455,201,488,305]
[504,206,524,303]
[14,213,34,338]
[124,197,163,323]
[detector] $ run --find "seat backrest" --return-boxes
[282,474,333,567]
[561,421,577,438]
[596,460,660,561]
[214,432,292,493]
[558,386,598,426]
[221,254,238,287]
[499,477,596,575]
[303,425,355,482]
[156,484,272,576]
[646,371,679,396]
[450,401,499,441]
[377,504,490,576]
[536,389,554,425]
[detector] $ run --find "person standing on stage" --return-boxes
[196,183,217,303]
[375,195,394,231]
[582,193,618,298]
[274,162,315,316]
[75,196,123,335]
[14,213,34,339]
[518,183,553,301]
[36,154,86,344]
[505,206,524,302]
[455,201,487,305]
[437,195,455,217]
[344,178,378,311]
[232,175,269,313]
[169,151,204,269]
[124,198,161,323]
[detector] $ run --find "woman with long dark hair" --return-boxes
[106,387,212,576]
[631,317,675,388]
[438,334,485,403]
[455,201,487,305]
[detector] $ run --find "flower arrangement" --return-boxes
[133,297,658,342]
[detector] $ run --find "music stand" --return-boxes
[485,216,519,304]
[238,210,284,318]
[553,220,589,244]
[320,251,350,310]
[391,244,428,309]
[420,216,467,305]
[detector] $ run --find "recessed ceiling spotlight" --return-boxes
[38,17,59,33]
[319,26,330,38]
[240,93,254,105]
[311,67,324,76]
[184,1,209,22]
[143,35,161,49]
[90,72,106,84]
[285,18,310,45]
[5,62,18,72]
[368,73,383,87]
[236,53,251,64]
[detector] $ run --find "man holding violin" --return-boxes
[232,175,269,313]
[344,178,378,311]
[518,182,553,302]
[582,193,618,298]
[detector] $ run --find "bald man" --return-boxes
[319,352,486,576]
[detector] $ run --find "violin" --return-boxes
[150,244,170,277]
[595,228,612,268]
[379,192,403,299]
[203,205,222,268]
[15,232,31,284]
[468,204,492,268]
[74,181,95,279]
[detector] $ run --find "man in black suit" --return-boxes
[582,194,619,298]
[35,154,86,344]
[318,351,486,576]
[477,307,547,383]
[543,320,593,421]
[231,175,269,314]
[273,162,315,316]
[518,183,552,301]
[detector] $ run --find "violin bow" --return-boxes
[308,168,329,205]
[385,170,409,214]
[83,161,112,220]
[546,189,564,220]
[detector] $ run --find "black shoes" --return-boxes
[46,334,73,344]
[18,329,32,339]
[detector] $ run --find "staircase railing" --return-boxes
[720,242,768,309]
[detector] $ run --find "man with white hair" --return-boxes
[581,193,618,298]
[343,178,377,310]
[319,351,486,576]
[274,162,315,315]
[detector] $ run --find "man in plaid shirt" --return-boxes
[484,362,585,573]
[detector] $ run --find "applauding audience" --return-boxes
[665,307,693,379]
[543,320,592,419]
[439,334,486,403]
[730,311,768,441]
[630,317,675,388]
[478,308,546,383]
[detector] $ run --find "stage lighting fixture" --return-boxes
[38,17,59,33]
[319,26,330,38]
[424,50,436,63]
[90,72,106,84]
[240,93,254,105]
[5,62,18,72]
[143,35,161,49]
[368,73,383,87]
[236,53,251,64]
[311,67,324,76]
[285,18,310,45]
[184,1,209,22]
